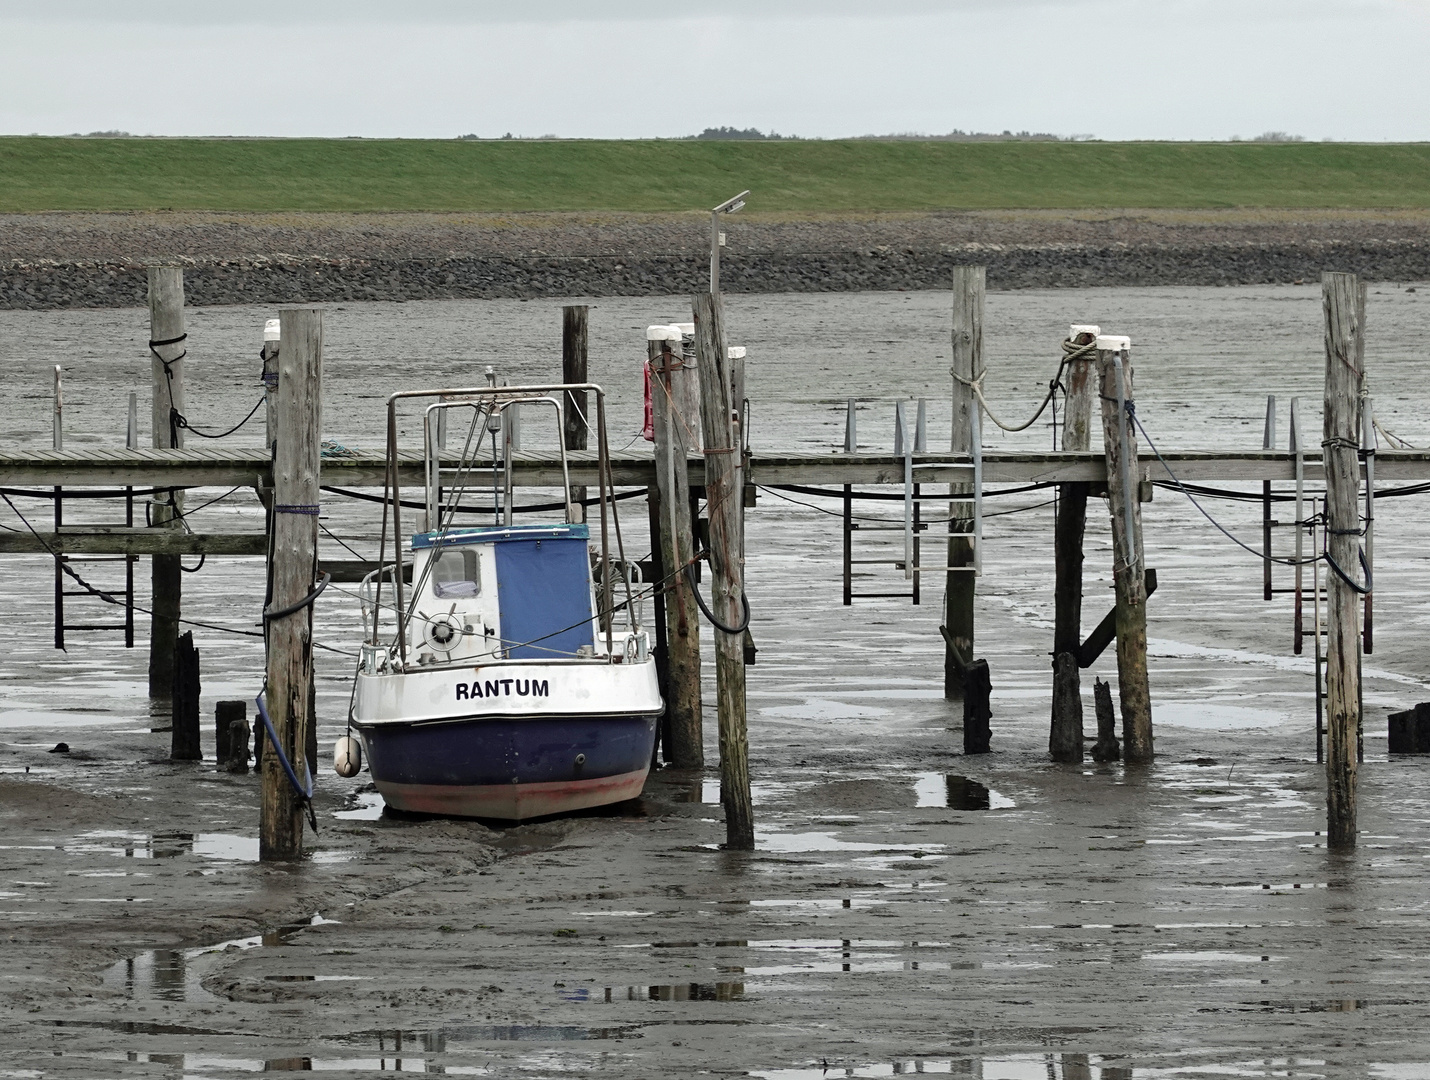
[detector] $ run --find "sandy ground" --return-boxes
[2,287,1430,1078]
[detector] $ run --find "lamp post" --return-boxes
[710,190,750,296]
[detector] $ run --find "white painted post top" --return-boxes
[646,324,682,341]
[1096,334,1132,352]
[728,346,746,359]
[1069,324,1101,338]
[673,322,695,336]
[264,318,281,341]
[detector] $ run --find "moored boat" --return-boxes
[347,381,661,820]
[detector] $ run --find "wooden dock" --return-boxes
[5,446,1430,490]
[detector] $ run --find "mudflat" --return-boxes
[2,286,1429,1076]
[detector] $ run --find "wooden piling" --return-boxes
[260,308,323,862]
[215,700,245,764]
[1050,327,1097,761]
[963,659,992,754]
[944,266,982,701]
[226,716,251,774]
[692,293,754,851]
[648,328,703,769]
[562,305,589,521]
[1097,337,1153,763]
[170,631,201,761]
[1091,678,1120,762]
[1321,272,1365,849]
[147,266,186,699]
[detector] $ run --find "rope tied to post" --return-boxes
[148,333,264,441]
[954,338,1096,434]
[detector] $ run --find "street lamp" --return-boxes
[710,190,750,297]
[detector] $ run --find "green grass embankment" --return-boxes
[2,137,1428,214]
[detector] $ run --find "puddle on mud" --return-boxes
[334,790,386,820]
[561,982,745,1002]
[913,774,1015,810]
[672,778,723,804]
[333,1024,643,1045]
[102,914,338,1001]
[66,830,259,862]
[750,1054,1136,1079]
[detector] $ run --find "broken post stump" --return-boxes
[1092,678,1120,762]
[215,700,245,763]
[226,717,252,774]
[1388,704,1430,754]
[170,631,201,761]
[963,659,992,755]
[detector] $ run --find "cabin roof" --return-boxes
[411,523,590,549]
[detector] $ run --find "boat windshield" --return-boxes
[432,547,480,598]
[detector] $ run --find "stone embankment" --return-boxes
[4,210,1428,308]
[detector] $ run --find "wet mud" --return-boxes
[3,286,1430,1076]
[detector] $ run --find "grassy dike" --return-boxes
[2,137,1429,214]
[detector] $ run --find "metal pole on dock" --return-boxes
[1263,395,1276,601]
[944,266,982,700]
[1050,325,1098,762]
[692,292,754,851]
[1321,271,1365,849]
[147,266,186,700]
[1096,335,1153,763]
[562,305,589,522]
[260,308,323,862]
[648,326,703,769]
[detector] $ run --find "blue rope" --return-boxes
[254,691,316,815]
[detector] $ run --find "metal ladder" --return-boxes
[840,398,982,605]
[51,381,138,649]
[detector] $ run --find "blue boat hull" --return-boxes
[355,713,659,821]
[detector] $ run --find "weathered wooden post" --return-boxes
[562,305,589,521]
[170,631,201,760]
[147,266,186,700]
[692,293,754,850]
[1321,272,1365,848]
[1096,334,1152,763]
[944,266,982,700]
[647,325,703,768]
[260,308,323,862]
[257,318,280,512]
[1050,325,1099,761]
[215,700,245,765]
[1091,679,1120,762]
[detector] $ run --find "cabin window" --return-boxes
[433,547,480,598]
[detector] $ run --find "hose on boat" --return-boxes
[683,558,751,636]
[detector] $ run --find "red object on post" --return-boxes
[642,360,655,442]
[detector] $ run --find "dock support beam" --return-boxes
[693,293,754,850]
[1321,271,1365,849]
[1050,328,1097,762]
[260,308,323,862]
[648,326,704,769]
[147,266,186,700]
[1097,337,1153,763]
[944,266,982,700]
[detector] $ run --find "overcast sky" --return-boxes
[3,0,1428,140]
